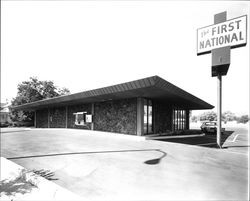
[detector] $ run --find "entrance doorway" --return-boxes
[172,108,187,131]
[144,99,153,134]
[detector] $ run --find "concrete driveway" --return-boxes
[1,128,248,200]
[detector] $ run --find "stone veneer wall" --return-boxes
[94,98,137,135]
[36,109,48,128]
[50,107,66,128]
[154,101,172,134]
[67,103,92,129]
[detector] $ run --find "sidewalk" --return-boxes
[0,157,82,201]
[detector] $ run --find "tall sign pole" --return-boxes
[212,12,229,148]
[197,12,247,148]
[217,74,222,147]
[216,75,222,148]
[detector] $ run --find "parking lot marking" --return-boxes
[230,134,239,143]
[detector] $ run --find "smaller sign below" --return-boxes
[211,46,230,77]
[86,114,92,123]
[197,15,247,55]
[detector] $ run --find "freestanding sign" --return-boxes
[197,15,247,55]
[197,12,247,148]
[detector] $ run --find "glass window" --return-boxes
[144,99,148,133]
[144,99,153,134]
[148,103,153,133]
[74,112,87,126]
[174,110,178,130]
[173,109,187,131]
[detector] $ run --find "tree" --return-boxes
[222,111,236,122]
[190,115,198,122]
[10,77,70,122]
[199,111,217,121]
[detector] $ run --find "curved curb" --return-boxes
[146,133,205,140]
[0,157,82,200]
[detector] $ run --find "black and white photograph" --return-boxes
[0,0,249,200]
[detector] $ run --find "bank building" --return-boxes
[13,76,213,136]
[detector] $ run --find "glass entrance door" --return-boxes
[144,99,153,134]
[172,108,187,131]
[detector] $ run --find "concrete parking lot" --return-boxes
[1,127,249,200]
[157,129,249,154]
[189,122,249,154]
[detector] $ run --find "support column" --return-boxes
[48,108,50,128]
[34,110,37,128]
[172,107,175,132]
[153,102,156,134]
[65,106,68,128]
[186,110,190,130]
[91,103,94,130]
[137,98,144,136]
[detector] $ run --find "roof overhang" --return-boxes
[11,76,214,111]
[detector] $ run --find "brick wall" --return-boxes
[50,107,66,128]
[67,104,92,129]
[94,98,137,135]
[36,109,48,128]
[154,101,172,134]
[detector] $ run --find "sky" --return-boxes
[1,1,249,116]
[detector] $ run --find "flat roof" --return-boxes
[11,75,214,111]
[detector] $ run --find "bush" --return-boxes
[236,115,249,124]
[12,121,34,127]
